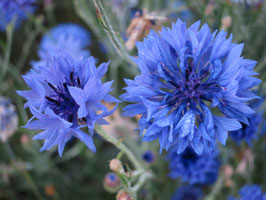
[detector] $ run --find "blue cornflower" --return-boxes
[168,0,193,22]
[0,97,18,142]
[167,147,220,185]
[0,0,36,31]
[230,99,263,146]
[121,19,260,155]
[141,150,156,164]
[171,186,203,200]
[32,24,91,70]
[228,184,266,200]
[17,54,119,156]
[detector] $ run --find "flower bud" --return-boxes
[0,97,18,142]
[103,173,120,193]
[222,165,233,178]
[221,16,232,30]
[20,134,30,145]
[110,159,123,173]
[116,190,133,200]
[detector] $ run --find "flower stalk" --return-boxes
[0,20,15,82]
[95,125,143,171]
[92,0,135,66]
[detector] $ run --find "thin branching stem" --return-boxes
[95,125,143,170]
[131,171,153,192]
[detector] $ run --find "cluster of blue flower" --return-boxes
[1,0,265,199]
[0,0,36,31]
[172,184,266,200]
[17,19,261,158]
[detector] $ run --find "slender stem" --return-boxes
[4,141,44,200]
[0,22,14,81]
[16,29,41,71]
[74,0,103,40]
[95,125,143,170]
[205,174,224,200]
[92,0,136,66]
[16,17,43,71]
[131,171,153,192]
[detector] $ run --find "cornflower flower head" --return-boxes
[167,147,220,185]
[32,24,91,70]
[121,19,261,155]
[17,54,119,156]
[0,97,18,142]
[171,186,203,200]
[228,184,266,200]
[230,99,263,146]
[0,0,36,31]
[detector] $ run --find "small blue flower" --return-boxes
[17,54,119,156]
[121,19,260,155]
[32,24,91,70]
[228,184,266,200]
[230,99,263,146]
[0,97,18,142]
[141,150,156,163]
[167,147,220,185]
[0,0,36,31]
[171,186,203,200]
[168,0,193,22]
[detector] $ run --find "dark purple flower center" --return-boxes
[45,71,81,122]
[153,43,222,110]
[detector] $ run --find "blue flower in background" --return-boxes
[171,186,203,200]
[167,147,220,185]
[17,54,119,156]
[141,150,156,163]
[0,97,18,142]
[167,0,193,22]
[121,19,261,155]
[228,184,266,200]
[32,24,91,70]
[0,0,36,31]
[230,99,263,146]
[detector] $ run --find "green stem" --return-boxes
[0,22,14,81]
[92,0,135,66]
[95,125,143,171]
[205,173,224,200]
[16,17,43,71]
[74,0,103,40]
[131,171,153,192]
[4,141,44,200]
